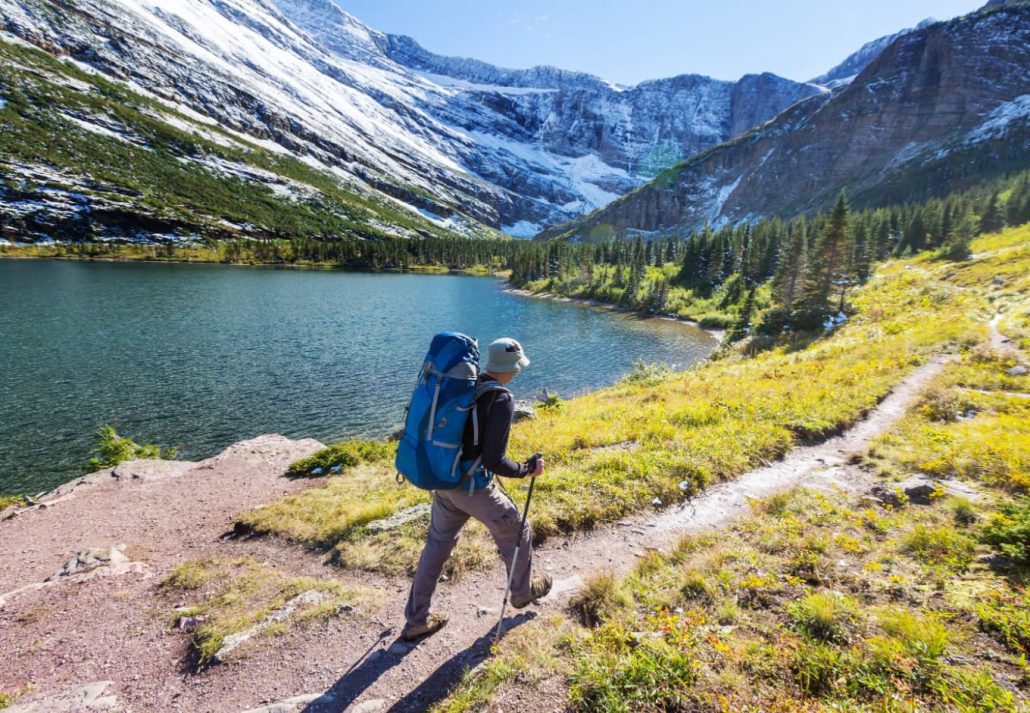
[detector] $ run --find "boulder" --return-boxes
[899,475,938,505]
[869,475,980,507]
[46,547,130,582]
[869,484,907,507]
[365,503,432,533]
[213,590,328,662]
[513,401,537,421]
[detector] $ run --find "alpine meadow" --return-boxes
[0,1,1028,712]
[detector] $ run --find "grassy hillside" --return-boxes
[0,37,488,243]
[233,226,1025,586]
[434,223,1030,711]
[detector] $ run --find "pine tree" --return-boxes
[772,217,807,311]
[727,285,758,342]
[800,191,851,318]
[980,193,1005,234]
[1007,178,1030,227]
[851,223,872,283]
[941,210,976,261]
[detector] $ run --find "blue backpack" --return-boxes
[395,332,509,492]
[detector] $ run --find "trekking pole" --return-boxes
[495,454,540,640]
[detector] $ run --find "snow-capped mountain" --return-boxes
[811,18,936,88]
[541,6,1030,241]
[0,0,824,236]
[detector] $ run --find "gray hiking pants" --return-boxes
[404,482,532,626]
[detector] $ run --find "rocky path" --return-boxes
[0,359,946,713]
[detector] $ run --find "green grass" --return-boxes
[787,592,862,644]
[237,227,1003,576]
[903,525,978,571]
[433,616,578,713]
[433,226,1030,710]
[0,495,29,510]
[568,570,635,627]
[520,263,762,326]
[442,483,1025,711]
[161,557,371,666]
[981,497,1030,564]
[285,439,394,477]
[976,588,1030,656]
[0,688,30,710]
[85,425,176,473]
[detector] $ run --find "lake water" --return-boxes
[0,259,717,495]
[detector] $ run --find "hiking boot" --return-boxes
[511,573,552,609]
[400,613,448,642]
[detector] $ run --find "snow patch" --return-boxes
[502,220,542,238]
[966,94,1030,144]
[59,112,150,149]
[418,72,558,96]
[142,108,248,150]
[710,175,742,220]
[185,154,314,200]
[464,130,627,212]
[416,206,444,222]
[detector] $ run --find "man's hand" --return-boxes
[528,453,544,477]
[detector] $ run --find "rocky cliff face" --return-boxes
[810,18,935,87]
[543,7,1030,240]
[0,0,823,236]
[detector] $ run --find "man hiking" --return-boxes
[401,337,552,641]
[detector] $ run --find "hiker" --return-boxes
[401,337,552,641]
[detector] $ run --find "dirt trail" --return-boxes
[0,360,945,713]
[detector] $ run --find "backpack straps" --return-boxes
[464,381,512,494]
[471,382,511,448]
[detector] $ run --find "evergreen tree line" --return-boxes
[509,171,1030,334]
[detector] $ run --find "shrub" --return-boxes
[878,608,950,662]
[917,385,969,423]
[981,498,1030,564]
[787,593,861,643]
[950,497,979,526]
[286,439,393,477]
[538,390,565,411]
[620,360,672,387]
[975,589,1030,655]
[0,494,28,510]
[679,568,714,602]
[570,625,699,711]
[903,525,977,571]
[569,571,634,627]
[697,313,733,329]
[85,425,175,472]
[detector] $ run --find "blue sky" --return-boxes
[342,0,984,84]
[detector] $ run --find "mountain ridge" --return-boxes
[538,6,1030,241]
[1,0,829,239]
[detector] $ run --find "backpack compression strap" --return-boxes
[470,382,511,448]
[463,382,512,493]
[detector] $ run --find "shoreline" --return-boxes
[504,287,727,343]
[0,253,505,278]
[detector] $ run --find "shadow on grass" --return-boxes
[302,613,535,713]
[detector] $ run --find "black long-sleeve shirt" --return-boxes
[461,376,530,478]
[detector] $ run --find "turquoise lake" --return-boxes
[0,259,718,495]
